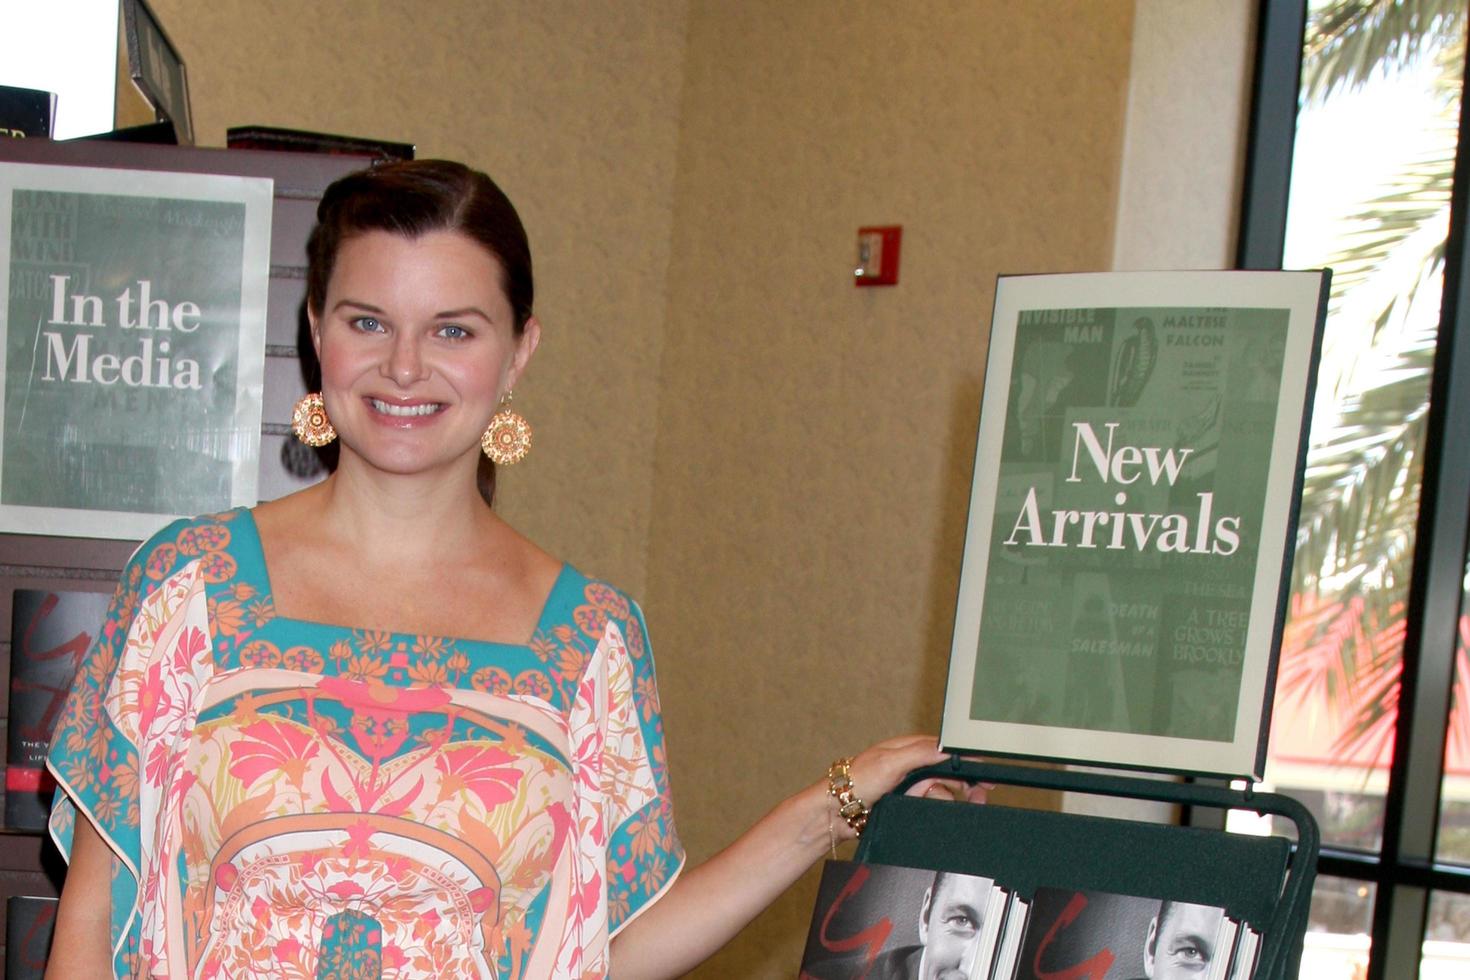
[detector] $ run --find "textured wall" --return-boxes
[128,2,1145,975]
[649,3,1135,975]
[146,0,690,597]
[1111,0,1256,272]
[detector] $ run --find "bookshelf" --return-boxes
[0,137,368,971]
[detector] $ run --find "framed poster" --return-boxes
[940,270,1329,779]
[0,162,273,539]
[123,0,194,144]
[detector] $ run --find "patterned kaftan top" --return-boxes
[46,509,683,978]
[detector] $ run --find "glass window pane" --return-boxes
[1301,875,1375,979]
[1422,890,1470,979]
[1437,556,1470,865]
[1262,0,1466,855]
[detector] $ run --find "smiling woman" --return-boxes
[40,159,958,980]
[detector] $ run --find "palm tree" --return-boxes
[1275,0,1468,770]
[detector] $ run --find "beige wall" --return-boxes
[650,4,1134,974]
[136,2,1157,976]
[1112,0,1256,273]
[147,0,690,599]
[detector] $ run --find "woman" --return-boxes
[45,160,957,978]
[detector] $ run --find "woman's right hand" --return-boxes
[833,735,989,842]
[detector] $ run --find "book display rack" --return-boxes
[802,271,1331,979]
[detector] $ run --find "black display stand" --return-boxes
[855,759,1319,980]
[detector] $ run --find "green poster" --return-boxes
[942,272,1328,779]
[0,164,272,539]
[970,305,1284,741]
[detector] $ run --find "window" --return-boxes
[1236,1,1470,977]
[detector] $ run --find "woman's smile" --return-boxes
[367,397,445,419]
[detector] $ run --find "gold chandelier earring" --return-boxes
[291,392,337,447]
[481,391,532,465]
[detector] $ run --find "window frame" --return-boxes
[1237,1,1470,977]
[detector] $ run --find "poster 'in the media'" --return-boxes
[941,271,1329,779]
[0,163,272,539]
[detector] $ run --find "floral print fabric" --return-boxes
[47,509,682,978]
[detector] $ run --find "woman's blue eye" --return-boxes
[439,324,470,339]
[351,316,383,332]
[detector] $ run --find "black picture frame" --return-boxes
[939,270,1331,780]
[122,0,193,145]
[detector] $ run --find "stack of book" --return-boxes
[1,589,107,973]
[800,860,1262,980]
[6,589,109,830]
[5,896,57,979]
[1,85,56,139]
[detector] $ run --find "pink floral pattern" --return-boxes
[47,510,682,978]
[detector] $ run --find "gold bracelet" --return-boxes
[827,757,869,838]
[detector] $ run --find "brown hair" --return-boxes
[306,159,534,332]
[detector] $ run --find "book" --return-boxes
[798,859,1005,979]
[0,85,56,139]
[797,862,1262,979]
[5,896,58,979]
[227,125,414,162]
[6,589,110,829]
[1225,926,1259,980]
[941,270,1330,778]
[1013,887,1254,980]
[992,893,1031,979]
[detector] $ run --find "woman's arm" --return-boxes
[44,815,113,978]
[609,734,966,979]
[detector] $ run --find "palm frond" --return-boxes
[1291,270,1439,599]
[1304,0,1466,101]
[1452,612,1470,766]
[1289,65,1453,599]
[1274,0,1469,765]
[1328,608,1406,764]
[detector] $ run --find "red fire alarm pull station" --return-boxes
[854,225,902,286]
